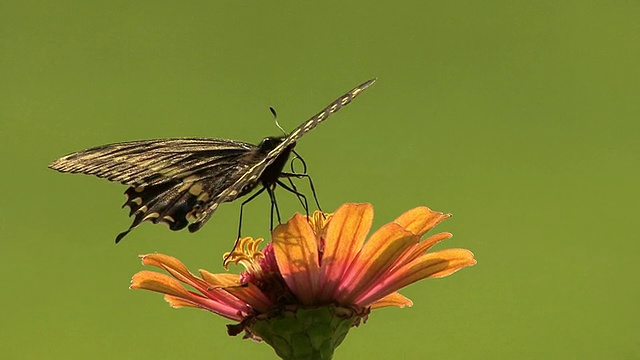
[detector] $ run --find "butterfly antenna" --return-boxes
[270,106,287,136]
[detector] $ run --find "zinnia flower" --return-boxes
[131,203,476,359]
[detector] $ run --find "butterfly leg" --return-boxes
[280,172,322,213]
[266,185,282,231]
[291,150,309,173]
[223,186,268,264]
[283,152,307,210]
[284,150,315,210]
[228,185,266,249]
[276,179,310,218]
[283,176,306,210]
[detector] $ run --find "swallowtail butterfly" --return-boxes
[49,79,376,242]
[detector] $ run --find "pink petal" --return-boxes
[199,270,273,312]
[164,294,246,321]
[225,283,274,313]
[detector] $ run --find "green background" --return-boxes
[2,1,638,359]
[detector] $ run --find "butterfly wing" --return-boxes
[267,78,376,163]
[187,78,378,232]
[49,138,255,186]
[49,138,258,241]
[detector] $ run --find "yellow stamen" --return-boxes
[223,237,265,271]
[308,210,333,237]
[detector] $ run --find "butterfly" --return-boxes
[49,78,376,243]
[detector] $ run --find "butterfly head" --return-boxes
[257,136,295,153]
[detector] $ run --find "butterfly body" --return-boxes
[253,136,295,188]
[49,79,376,242]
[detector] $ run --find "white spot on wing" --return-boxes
[143,212,159,221]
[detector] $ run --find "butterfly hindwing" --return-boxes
[50,138,261,241]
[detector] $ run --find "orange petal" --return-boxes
[140,253,211,293]
[355,248,476,306]
[198,270,240,287]
[164,294,201,309]
[130,271,193,298]
[273,213,321,305]
[411,249,477,279]
[335,222,417,303]
[140,253,190,274]
[132,271,249,321]
[318,203,373,302]
[391,232,453,269]
[394,206,450,237]
[370,292,413,309]
[388,248,476,288]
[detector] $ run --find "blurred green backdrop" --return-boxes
[1,1,639,359]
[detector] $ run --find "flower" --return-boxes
[130,203,476,359]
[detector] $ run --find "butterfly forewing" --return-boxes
[49,138,255,186]
[49,79,377,241]
[266,78,377,162]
